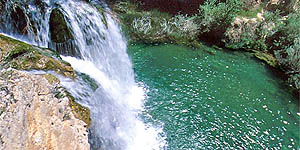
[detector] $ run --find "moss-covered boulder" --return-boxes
[0,33,76,78]
[10,6,28,35]
[49,8,73,43]
[68,95,91,127]
[0,69,90,149]
[52,84,92,127]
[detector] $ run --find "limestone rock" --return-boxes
[0,69,90,150]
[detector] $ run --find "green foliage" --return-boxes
[281,12,300,44]
[198,0,244,33]
[225,10,284,51]
[113,0,201,47]
[272,8,300,75]
[114,0,246,47]
[238,3,266,18]
[275,36,300,89]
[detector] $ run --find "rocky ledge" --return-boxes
[0,69,90,150]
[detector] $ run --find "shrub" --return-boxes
[170,14,199,40]
[275,37,300,89]
[113,0,201,46]
[197,0,244,34]
[274,10,300,90]
[225,10,285,51]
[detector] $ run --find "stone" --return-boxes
[0,33,76,78]
[0,69,90,150]
[254,50,279,67]
[49,8,73,43]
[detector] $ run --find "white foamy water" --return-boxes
[59,1,167,149]
[61,56,166,150]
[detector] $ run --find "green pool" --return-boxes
[128,43,299,149]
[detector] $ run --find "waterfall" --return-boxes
[0,0,166,149]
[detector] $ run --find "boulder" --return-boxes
[0,69,90,150]
[0,34,76,78]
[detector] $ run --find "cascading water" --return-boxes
[0,0,166,149]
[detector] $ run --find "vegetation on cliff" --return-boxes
[224,1,300,92]
[112,1,202,47]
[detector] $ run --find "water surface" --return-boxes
[128,43,300,149]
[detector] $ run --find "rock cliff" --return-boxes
[0,69,90,150]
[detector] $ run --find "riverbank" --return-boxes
[108,0,299,99]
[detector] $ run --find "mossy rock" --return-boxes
[49,8,73,43]
[43,74,60,84]
[0,34,76,78]
[52,85,91,128]
[78,72,99,91]
[53,86,91,127]
[253,50,279,68]
[68,95,91,127]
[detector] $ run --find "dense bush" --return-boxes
[225,10,284,51]
[274,10,300,90]
[197,0,244,34]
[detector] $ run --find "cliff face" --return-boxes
[0,69,90,150]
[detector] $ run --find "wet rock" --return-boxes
[0,34,76,78]
[0,69,90,150]
[254,50,279,67]
[10,6,28,35]
[49,8,79,56]
[49,8,73,43]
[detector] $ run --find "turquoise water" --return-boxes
[128,44,300,149]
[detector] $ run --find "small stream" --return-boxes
[128,43,300,149]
